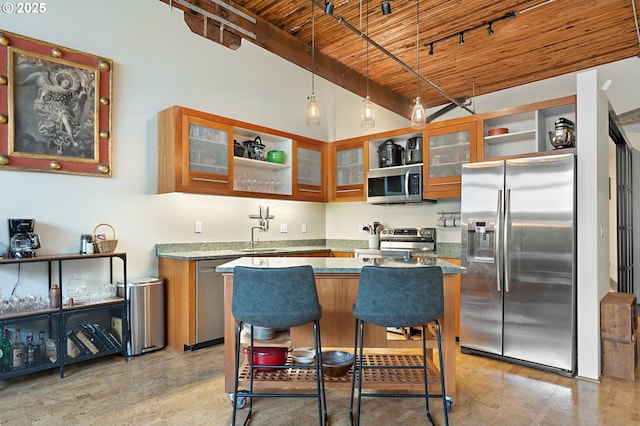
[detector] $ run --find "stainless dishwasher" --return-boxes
[193,258,232,350]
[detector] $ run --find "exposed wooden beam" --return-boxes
[158,0,413,118]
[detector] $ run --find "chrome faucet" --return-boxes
[249,206,274,249]
[250,225,265,249]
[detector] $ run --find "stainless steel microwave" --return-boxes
[367,164,423,204]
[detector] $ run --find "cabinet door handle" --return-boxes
[336,188,361,194]
[429,181,461,186]
[192,177,228,184]
[299,188,322,193]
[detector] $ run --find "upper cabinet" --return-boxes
[423,116,477,199]
[158,107,234,195]
[294,139,327,202]
[329,139,367,202]
[159,106,327,201]
[477,96,576,161]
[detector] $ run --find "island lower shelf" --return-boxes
[237,351,443,393]
[223,270,459,396]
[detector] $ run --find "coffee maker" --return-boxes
[8,219,41,258]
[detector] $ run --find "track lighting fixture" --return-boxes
[381,0,391,16]
[324,1,334,14]
[424,11,517,52]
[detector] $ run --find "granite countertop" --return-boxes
[156,240,461,261]
[215,256,465,275]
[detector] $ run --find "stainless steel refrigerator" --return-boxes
[460,153,576,376]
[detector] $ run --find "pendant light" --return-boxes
[306,1,320,126]
[361,0,375,128]
[410,0,426,129]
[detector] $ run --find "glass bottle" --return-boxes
[0,327,12,372]
[37,331,45,364]
[12,328,26,369]
[26,332,36,367]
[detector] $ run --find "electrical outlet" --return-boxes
[194,221,202,233]
[280,223,288,233]
[302,223,307,233]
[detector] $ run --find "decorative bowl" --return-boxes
[291,348,316,364]
[321,350,354,377]
[488,127,509,136]
[267,150,285,163]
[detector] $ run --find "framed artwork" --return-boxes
[0,30,113,176]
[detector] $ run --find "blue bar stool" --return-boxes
[350,266,449,426]
[231,265,327,425]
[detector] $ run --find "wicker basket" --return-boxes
[93,223,118,253]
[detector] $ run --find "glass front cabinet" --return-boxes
[424,116,477,199]
[329,140,366,202]
[158,106,234,196]
[294,139,326,202]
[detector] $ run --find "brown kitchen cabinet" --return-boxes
[477,95,576,161]
[158,106,328,201]
[158,106,234,196]
[423,116,477,199]
[329,139,367,202]
[293,139,327,202]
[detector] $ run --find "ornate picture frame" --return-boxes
[0,30,112,176]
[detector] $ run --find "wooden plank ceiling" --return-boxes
[161,0,640,120]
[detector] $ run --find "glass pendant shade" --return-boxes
[361,96,375,128]
[411,96,426,128]
[306,94,320,126]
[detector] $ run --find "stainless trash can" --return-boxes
[117,277,165,356]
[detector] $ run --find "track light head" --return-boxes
[381,0,392,15]
[459,32,464,45]
[487,22,494,36]
[324,1,334,14]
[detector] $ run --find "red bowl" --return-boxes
[242,346,291,370]
[488,127,509,136]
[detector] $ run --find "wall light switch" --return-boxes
[302,223,307,233]
[280,223,288,233]
[194,221,202,233]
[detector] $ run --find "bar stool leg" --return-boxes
[355,319,366,426]
[232,321,243,425]
[349,317,359,425]
[436,321,449,426]
[421,324,434,425]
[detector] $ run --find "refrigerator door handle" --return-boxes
[496,189,502,292]
[504,188,511,293]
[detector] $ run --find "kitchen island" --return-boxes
[217,256,464,397]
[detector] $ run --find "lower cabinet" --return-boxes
[0,253,128,379]
[159,257,232,351]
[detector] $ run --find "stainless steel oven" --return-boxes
[354,227,436,259]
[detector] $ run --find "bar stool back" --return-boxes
[231,265,327,425]
[350,265,449,425]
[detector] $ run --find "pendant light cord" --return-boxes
[416,0,420,98]
[311,0,315,95]
[366,0,370,96]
